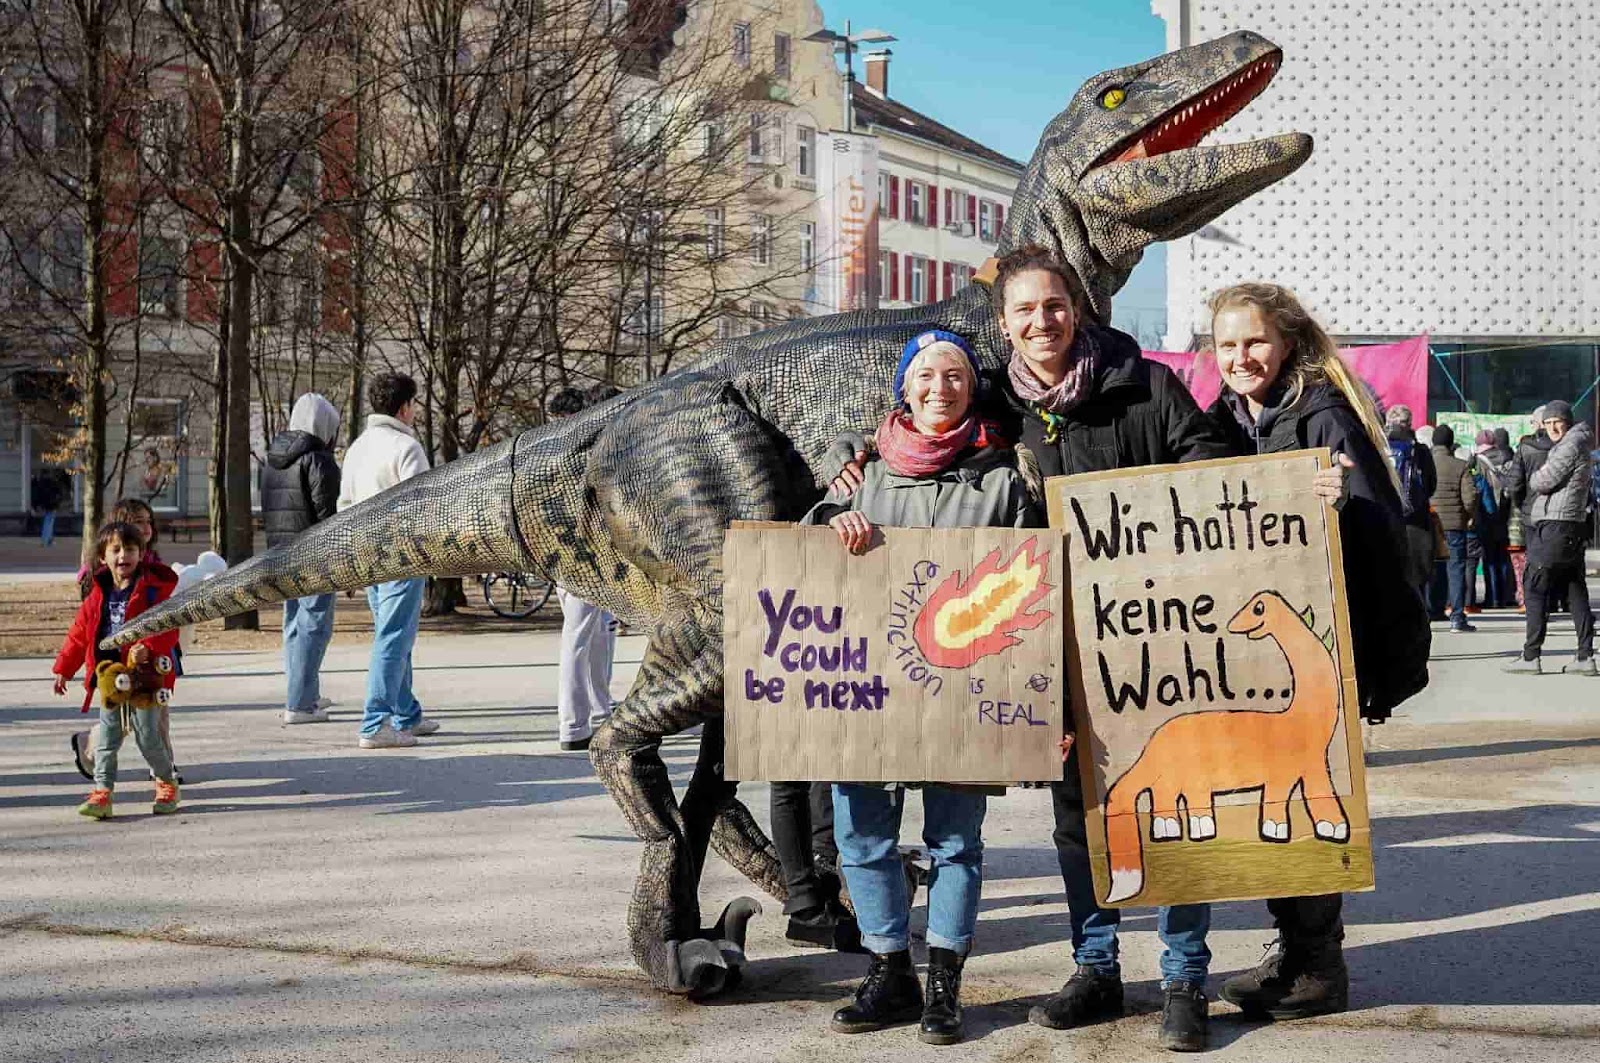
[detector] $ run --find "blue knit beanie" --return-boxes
[893,330,983,406]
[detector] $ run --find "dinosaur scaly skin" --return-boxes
[107,31,1310,996]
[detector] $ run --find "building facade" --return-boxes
[1154,0,1598,427]
[851,55,1022,310]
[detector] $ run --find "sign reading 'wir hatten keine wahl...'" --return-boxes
[724,525,1065,783]
[1046,452,1374,909]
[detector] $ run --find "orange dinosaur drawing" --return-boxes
[1101,590,1348,905]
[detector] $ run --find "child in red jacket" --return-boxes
[54,521,181,819]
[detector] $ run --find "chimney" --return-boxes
[864,49,891,97]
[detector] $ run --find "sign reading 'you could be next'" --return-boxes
[723,524,1066,783]
[1046,451,1375,910]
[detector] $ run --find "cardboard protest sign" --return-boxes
[724,524,1066,783]
[1046,452,1374,908]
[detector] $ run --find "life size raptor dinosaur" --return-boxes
[109,30,1312,997]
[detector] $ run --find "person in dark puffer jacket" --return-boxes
[1202,282,1430,1027]
[262,392,342,723]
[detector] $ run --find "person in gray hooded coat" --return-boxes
[262,392,342,722]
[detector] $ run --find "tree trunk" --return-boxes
[221,91,258,629]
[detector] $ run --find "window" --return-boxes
[747,300,774,335]
[141,99,184,180]
[947,190,973,236]
[773,32,791,77]
[877,172,889,213]
[796,125,815,180]
[716,314,739,342]
[139,235,180,317]
[732,21,751,66]
[699,117,723,159]
[8,228,42,307]
[13,85,48,155]
[751,214,772,265]
[289,251,320,331]
[907,181,925,225]
[908,255,927,304]
[747,114,764,162]
[52,222,83,302]
[54,96,80,158]
[979,200,995,242]
[704,207,725,258]
[626,291,664,341]
[878,250,890,299]
[799,222,815,273]
[948,262,974,295]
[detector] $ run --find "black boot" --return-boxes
[1220,938,1349,1020]
[919,947,965,1045]
[1028,964,1124,1029]
[831,950,923,1033]
[1159,980,1209,1052]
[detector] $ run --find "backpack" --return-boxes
[1388,439,1429,519]
[1474,470,1498,517]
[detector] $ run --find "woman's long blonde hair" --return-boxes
[1209,283,1394,483]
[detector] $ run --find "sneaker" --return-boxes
[1449,620,1476,633]
[559,737,591,752]
[1561,657,1599,676]
[359,726,417,749]
[152,779,180,815]
[1502,656,1542,675]
[1028,964,1124,1029]
[70,731,94,781]
[409,717,440,737]
[284,706,332,724]
[1160,981,1209,1051]
[78,788,113,820]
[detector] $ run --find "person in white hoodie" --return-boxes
[338,373,439,748]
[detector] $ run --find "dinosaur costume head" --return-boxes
[998,30,1311,323]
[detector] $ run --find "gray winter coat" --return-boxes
[1526,422,1594,525]
[803,445,1042,530]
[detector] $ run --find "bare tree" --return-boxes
[0,0,179,571]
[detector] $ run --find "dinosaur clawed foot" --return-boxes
[663,898,763,1000]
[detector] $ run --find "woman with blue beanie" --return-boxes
[803,328,1040,1046]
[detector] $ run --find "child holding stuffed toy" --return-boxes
[53,521,181,819]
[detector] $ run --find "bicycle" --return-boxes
[478,571,555,619]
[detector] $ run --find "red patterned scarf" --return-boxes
[875,410,1004,477]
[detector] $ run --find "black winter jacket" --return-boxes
[997,325,1232,476]
[1207,382,1430,722]
[262,430,340,546]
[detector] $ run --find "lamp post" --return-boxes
[803,20,895,133]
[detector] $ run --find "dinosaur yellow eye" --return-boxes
[1100,87,1126,110]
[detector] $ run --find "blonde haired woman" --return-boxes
[1204,282,1430,1020]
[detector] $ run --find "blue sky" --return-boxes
[822,0,1170,341]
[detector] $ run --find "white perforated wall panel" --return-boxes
[1157,0,1599,346]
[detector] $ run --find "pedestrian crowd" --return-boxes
[41,243,1595,1050]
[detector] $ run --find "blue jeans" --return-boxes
[1445,529,1470,622]
[834,783,987,955]
[362,578,424,736]
[283,592,336,711]
[40,510,56,546]
[1052,775,1211,984]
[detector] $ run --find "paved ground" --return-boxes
[2,600,1598,1062]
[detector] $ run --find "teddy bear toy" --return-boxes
[95,656,173,711]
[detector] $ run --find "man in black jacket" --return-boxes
[263,392,342,723]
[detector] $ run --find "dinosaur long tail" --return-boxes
[104,439,534,650]
[1102,769,1148,905]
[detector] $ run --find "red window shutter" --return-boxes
[927,184,938,228]
[995,202,1005,231]
[944,189,953,224]
[902,254,911,301]
[968,196,977,226]
[926,259,937,303]
[943,261,953,299]
[889,176,900,220]
[889,252,900,300]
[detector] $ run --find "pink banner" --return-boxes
[1144,334,1431,420]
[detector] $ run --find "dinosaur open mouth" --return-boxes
[1103,50,1283,166]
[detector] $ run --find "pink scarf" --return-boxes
[1007,326,1100,414]
[875,411,1003,477]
